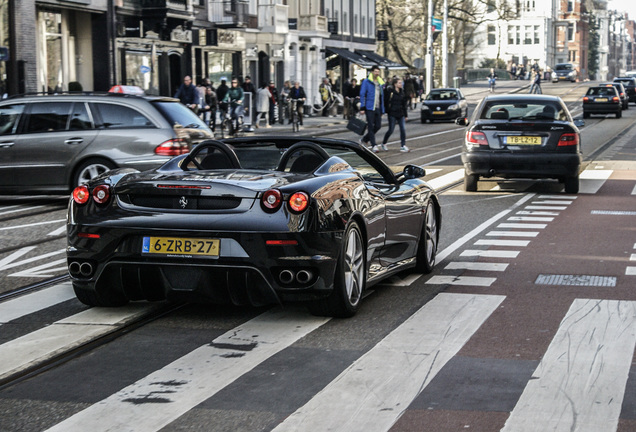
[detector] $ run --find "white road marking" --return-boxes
[380,273,423,286]
[0,248,65,272]
[579,169,612,194]
[524,205,567,210]
[507,216,554,222]
[502,298,636,432]
[0,205,46,216]
[0,283,76,324]
[626,267,636,275]
[498,223,547,229]
[531,200,573,205]
[0,304,163,382]
[474,239,531,247]
[536,195,577,199]
[272,293,505,432]
[445,262,509,271]
[631,184,636,195]
[47,225,66,236]
[0,219,66,231]
[486,231,539,237]
[425,275,497,286]
[44,307,330,432]
[9,258,68,278]
[516,210,560,216]
[426,168,465,190]
[460,249,520,258]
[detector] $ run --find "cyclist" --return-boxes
[344,78,360,120]
[222,78,244,132]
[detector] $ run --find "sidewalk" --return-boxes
[243,80,531,137]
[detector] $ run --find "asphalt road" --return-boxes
[1,81,636,432]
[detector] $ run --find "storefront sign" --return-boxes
[140,65,151,74]
[171,26,192,43]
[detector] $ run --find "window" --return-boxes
[343,12,347,32]
[354,14,358,33]
[568,50,576,62]
[534,25,540,44]
[516,26,521,44]
[361,14,365,34]
[568,22,575,41]
[524,25,532,44]
[25,102,72,133]
[508,26,515,45]
[0,104,24,135]
[487,0,496,13]
[567,0,573,12]
[94,103,153,129]
[69,103,92,130]
[488,25,496,45]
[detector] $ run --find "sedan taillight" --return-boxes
[155,139,189,156]
[583,96,589,102]
[466,131,488,147]
[558,133,579,147]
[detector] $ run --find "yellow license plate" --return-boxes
[505,136,541,145]
[433,111,445,115]
[142,237,220,257]
[595,98,608,102]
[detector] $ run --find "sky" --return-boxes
[608,0,636,19]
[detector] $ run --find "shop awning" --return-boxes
[326,47,377,69]
[355,50,408,70]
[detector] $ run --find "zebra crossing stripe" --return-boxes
[507,216,554,222]
[486,231,539,237]
[501,299,636,432]
[474,239,530,247]
[497,223,547,229]
[425,275,497,286]
[272,293,505,432]
[444,262,509,271]
[44,307,329,432]
[579,169,612,194]
[0,282,75,324]
[0,304,161,382]
[460,250,520,258]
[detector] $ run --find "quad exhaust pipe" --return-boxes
[278,269,314,285]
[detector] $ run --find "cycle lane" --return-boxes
[394,168,636,432]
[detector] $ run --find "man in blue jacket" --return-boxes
[359,65,386,152]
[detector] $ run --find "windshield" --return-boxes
[555,64,573,71]
[152,101,210,130]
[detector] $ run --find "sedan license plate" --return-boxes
[142,237,220,257]
[504,136,541,145]
[433,110,445,115]
[595,98,608,102]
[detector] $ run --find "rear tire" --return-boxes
[73,158,116,187]
[464,172,478,192]
[415,201,438,273]
[583,112,590,119]
[308,221,365,318]
[616,110,622,119]
[564,176,579,194]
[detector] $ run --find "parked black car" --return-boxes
[420,88,468,123]
[67,137,441,317]
[456,94,582,194]
[613,77,636,103]
[583,85,622,118]
[0,91,213,194]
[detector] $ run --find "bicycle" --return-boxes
[289,98,302,133]
[219,102,244,138]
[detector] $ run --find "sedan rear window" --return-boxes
[152,101,209,130]
[93,103,154,129]
[482,102,567,121]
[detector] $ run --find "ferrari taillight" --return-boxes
[466,131,488,147]
[155,139,189,156]
[92,184,111,204]
[558,133,579,147]
[261,189,282,212]
[72,185,90,205]
[288,192,309,213]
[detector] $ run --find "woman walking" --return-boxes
[382,78,409,152]
[255,83,271,128]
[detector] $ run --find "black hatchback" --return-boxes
[456,95,582,194]
[583,86,622,118]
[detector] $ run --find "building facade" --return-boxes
[2,0,383,107]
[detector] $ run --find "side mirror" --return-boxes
[403,164,426,179]
[455,117,469,126]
